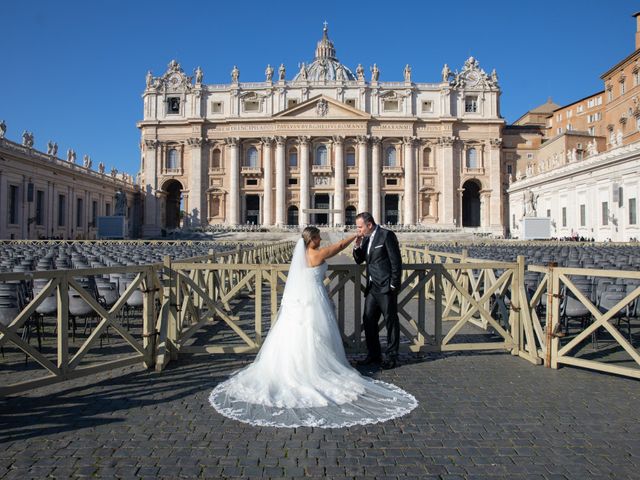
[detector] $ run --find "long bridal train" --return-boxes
[209,238,417,428]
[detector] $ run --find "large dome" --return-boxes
[293,25,356,82]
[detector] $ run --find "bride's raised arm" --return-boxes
[309,234,359,265]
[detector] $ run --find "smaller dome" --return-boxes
[293,24,356,82]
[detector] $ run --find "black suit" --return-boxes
[353,227,402,359]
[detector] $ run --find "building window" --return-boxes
[546,209,551,218]
[288,178,297,185]
[287,99,298,108]
[588,126,595,136]
[246,179,258,186]
[567,123,573,131]
[211,149,221,168]
[527,153,534,159]
[346,178,356,185]
[167,149,179,170]
[621,81,626,95]
[577,105,584,113]
[567,110,572,118]
[512,214,515,228]
[345,99,356,108]
[630,198,637,225]
[608,90,613,101]
[602,201,609,226]
[167,97,180,114]
[58,194,66,227]
[243,99,260,112]
[315,145,328,166]
[36,190,45,226]
[557,127,563,135]
[386,178,398,186]
[105,203,111,216]
[588,99,594,108]
[288,148,298,167]
[245,147,258,167]
[421,100,433,113]
[92,200,98,227]
[346,147,356,167]
[76,198,83,228]
[562,207,567,227]
[383,99,399,112]
[637,116,640,131]
[634,71,640,86]
[385,146,397,167]
[8,185,19,225]
[580,204,586,227]
[507,164,513,175]
[423,147,432,168]
[466,148,478,168]
[211,101,223,113]
[465,96,478,113]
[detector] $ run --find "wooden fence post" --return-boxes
[545,262,560,368]
[57,273,69,375]
[142,268,156,368]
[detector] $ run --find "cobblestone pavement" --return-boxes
[1,352,640,479]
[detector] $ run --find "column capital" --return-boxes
[489,137,503,147]
[298,135,311,145]
[402,136,418,146]
[438,136,456,147]
[274,135,287,146]
[225,137,240,147]
[356,134,370,145]
[260,136,274,147]
[143,139,159,149]
[371,136,382,146]
[186,137,203,147]
[332,135,345,145]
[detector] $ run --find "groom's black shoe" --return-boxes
[357,356,382,366]
[382,357,399,370]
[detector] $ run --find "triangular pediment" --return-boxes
[274,95,371,120]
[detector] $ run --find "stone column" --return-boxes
[261,137,273,226]
[357,135,369,213]
[274,136,286,226]
[227,137,240,225]
[187,137,204,227]
[332,135,345,225]
[299,136,310,226]
[371,137,382,223]
[488,138,503,234]
[439,136,455,227]
[142,139,161,237]
[403,136,416,225]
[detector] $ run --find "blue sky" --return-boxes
[1,0,636,176]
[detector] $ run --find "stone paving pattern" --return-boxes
[1,351,640,479]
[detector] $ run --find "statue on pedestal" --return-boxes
[370,63,379,82]
[0,120,6,139]
[67,148,76,163]
[98,162,105,174]
[195,66,203,85]
[278,63,286,81]
[231,65,239,83]
[441,64,451,82]
[356,63,364,81]
[265,64,273,82]
[403,64,412,83]
[83,154,92,169]
[115,189,128,216]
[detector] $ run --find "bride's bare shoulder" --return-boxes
[306,248,325,268]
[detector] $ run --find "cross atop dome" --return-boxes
[315,22,336,60]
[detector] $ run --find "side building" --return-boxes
[507,13,640,241]
[0,128,140,239]
[138,26,506,236]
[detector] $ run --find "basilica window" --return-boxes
[167,97,181,114]
[421,101,433,113]
[346,178,356,185]
[287,99,299,108]
[211,101,223,114]
[384,147,397,167]
[345,99,356,108]
[245,147,258,168]
[57,194,66,227]
[602,202,609,226]
[346,147,356,167]
[244,100,260,112]
[465,96,478,113]
[580,205,586,227]
[629,198,637,225]
[422,147,432,169]
[211,149,221,168]
[167,149,179,170]
[315,145,328,166]
[466,148,478,168]
[562,207,567,227]
[383,100,399,112]
[288,148,298,167]
[288,178,298,185]
[8,185,19,225]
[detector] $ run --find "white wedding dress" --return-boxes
[209,239,417,428]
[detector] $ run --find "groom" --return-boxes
[353,212,402,369]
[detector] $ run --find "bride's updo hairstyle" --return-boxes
[302,226,320,248]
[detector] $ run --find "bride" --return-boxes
[209,226,417,428]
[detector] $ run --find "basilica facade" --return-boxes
[138,26,505,236]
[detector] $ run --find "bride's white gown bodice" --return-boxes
[209,244,417,428]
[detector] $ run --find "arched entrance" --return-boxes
[345,206,357,226]
[287,205,298,226]
[163,179,183,230]
[462,180,481,227]
[384,195,399,225]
